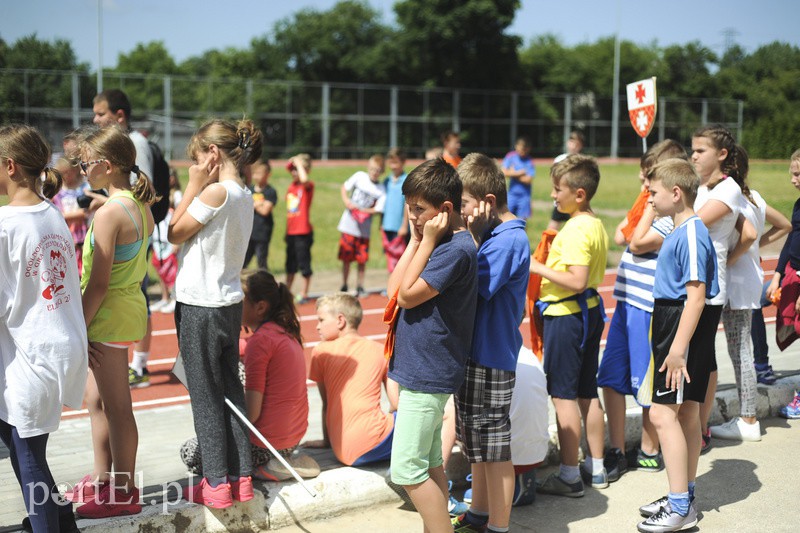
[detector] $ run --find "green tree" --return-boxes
[393,0,521,88]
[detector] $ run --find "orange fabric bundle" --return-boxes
[383,289,400,360]
[527,229,558,361]
[620,189,650,243]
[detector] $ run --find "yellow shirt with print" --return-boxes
[540,214,609,316]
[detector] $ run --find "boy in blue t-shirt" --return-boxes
[501,136,535,219]
[638,158,718,532]
[387,158,478,533]
[381,148,409,272]
[452,153,530,533]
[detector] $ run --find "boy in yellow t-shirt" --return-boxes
[530,154,609,497]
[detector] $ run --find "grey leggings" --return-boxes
[722,308,758,418]
[175,301,252,478]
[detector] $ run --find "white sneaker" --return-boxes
[149,299,168,312]
[159,299,176,314]
[709,417,761,442]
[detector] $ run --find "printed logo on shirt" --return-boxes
[25,233,75,311]
[287,192,301,214]
[655,389,673,397]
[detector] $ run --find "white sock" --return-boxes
[590,457,605,475]
[132,351,149,373]
[559,464,580,483]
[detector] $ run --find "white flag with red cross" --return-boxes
[626,77,657,139]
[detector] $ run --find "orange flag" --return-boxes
[383,289,400,360]
[620,189,650,243]
[527,229,558,361]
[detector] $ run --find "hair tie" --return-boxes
[131,164,140,174]
[238,130,251,150]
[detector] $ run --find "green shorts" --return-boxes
[389,386,449,486]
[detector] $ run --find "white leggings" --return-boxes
[721,308,758,418]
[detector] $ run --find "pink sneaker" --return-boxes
[231,476,254,502]
[75,484,142,518]
[64,474,109,504]
[183,478,233,509]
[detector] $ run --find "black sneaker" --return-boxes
[356,286,366,297]
[339,284,348,293]
[604,448,628,482]
[636,449,665,472]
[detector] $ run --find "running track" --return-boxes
[62,257,780,419]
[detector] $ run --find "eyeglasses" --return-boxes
[79,159,106,173]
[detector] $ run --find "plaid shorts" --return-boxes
[338,233,370,264]
[455,360,515,463]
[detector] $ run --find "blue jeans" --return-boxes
[0,419,73,532]
[751,281,771,365]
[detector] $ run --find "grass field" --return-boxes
[1,159,794,274]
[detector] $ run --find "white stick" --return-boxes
[224,398,318,497]
[643,137,648,153]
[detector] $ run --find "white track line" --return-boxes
[63,395,191,418]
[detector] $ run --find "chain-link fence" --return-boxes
[0,68,743,160]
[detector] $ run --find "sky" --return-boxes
[2,0,798,70]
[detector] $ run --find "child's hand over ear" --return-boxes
[422,211,449,245]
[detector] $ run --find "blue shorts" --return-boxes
[508,194,531,220]
[597,301,655,406]
[542,306,604,399]
[351,413,395,466]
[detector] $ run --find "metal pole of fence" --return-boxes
[358,85,364,157]
[286,83,293,153]
[658,97,666,142]
[390,86,399,150]
[23,71,29,124]
[72,72,80,129]
[737,100,744,142]
[452,90,461,133]
[510,92,518,147]
[246,79,254,118]
[164,75,172,160]
[321,83,330,160]
[701,99,708,125]
[422,88,430,155]
[610,34,621,158]
[563,94,573,152]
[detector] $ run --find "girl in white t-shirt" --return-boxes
[0,125,87,532]
[691,126,758,453]
[168,119,262,509]
[711,146,791,442]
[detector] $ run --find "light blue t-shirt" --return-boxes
[653,216,719,301]
[471,219,531,371]
[382,173,407,233]
[502,151,535,201]
[389,231,478,394]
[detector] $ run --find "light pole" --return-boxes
[610,0,621,159]
[97,0,103,93]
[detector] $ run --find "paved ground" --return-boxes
[276,416,800,532]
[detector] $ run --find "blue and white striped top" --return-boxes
[613,216,674,312]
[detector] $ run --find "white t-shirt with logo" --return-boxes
[337,171,386,238]
[694,178,745,306]
[727,190,766,310]
[0,201,88,437]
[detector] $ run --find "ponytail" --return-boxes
[131,166,158,205]
[41,166,63,200]
[242,270,303,345]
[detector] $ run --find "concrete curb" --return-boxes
[71,376,800,531]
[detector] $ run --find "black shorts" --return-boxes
[542,306,605,399]
[651,301,722,404]
[285,232,313,276]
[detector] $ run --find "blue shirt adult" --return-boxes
[389,230,478,394]
[382,173,407,233]
[777,197,800,276]
[502,151,535,218]
[653,216,719,301]
[471,218,531,371]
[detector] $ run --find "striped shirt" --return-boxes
[613,216,674,312]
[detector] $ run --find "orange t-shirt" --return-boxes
[443,152,462,168]
[309,335,394,465]
[244,322,309,450]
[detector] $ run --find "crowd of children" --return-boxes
[4,110,800,532]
